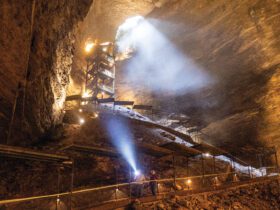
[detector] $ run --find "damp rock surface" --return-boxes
[0,0,92,144]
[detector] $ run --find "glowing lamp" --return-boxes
[134,170,140,176]
[56,198,60,202]
[204,153,210,157]
[85,42,94,53]
[187,179,191,184]
[79,118,85,125]
[94,113,99,118]
[79,109,83,113]
[82,91,90,98]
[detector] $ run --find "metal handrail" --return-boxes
[0,167,278,206]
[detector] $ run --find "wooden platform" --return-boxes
[0,144,69,162]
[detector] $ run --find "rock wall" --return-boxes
[67,0,280,160]
[143,0,280,159]
[0,0,93,144]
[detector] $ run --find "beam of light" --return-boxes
[115,16,213,95]
[104,117,138,173]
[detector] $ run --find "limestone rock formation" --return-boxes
[0,0,92,144]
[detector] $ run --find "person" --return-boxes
[149,170,158,196]
[135,172,145,197]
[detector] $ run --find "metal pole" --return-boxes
[213,156,216,174]
[201,154,205,186]
[129,167,132,200]
[274,150,279,173]
[22,0,36,119]
[172,154,176,190]
[186,157,189,177]
[6,83,20,145]
[248,166,251,178]
[69,160,74,210]
[56,166,61,210]
[115,163,118,201]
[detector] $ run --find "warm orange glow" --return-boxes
[204,153,210,157]
[187,179,191,184]
[85,42,95,53]
[82,91,90,98]
[79,108,83,113]
[79,118,85,124]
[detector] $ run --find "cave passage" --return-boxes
[0,1,280,209]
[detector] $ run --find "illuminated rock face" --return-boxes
[0,0,279,158]
[64,0,280,159]
[71,0,280,159]
[0,0,92,144]
[145,0,280,158]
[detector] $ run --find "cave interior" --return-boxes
[0,0,280,209]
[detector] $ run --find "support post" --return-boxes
[115,162,118,201]
[186,157,189,177]
[201,154,205,186]
[172,154,176,190]
[248,166,251,178]
[56,165,61,210]
[129,167,132,200]
[274,149,279,173]
[213,156,216,174]
[69,160,74,210]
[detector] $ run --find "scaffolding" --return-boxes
[84,42,115,101]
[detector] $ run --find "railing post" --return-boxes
[129,167,132,200]
[201,154,205,187]
[56,165,61,210]
[186,157,189,177]
[248,165,251,178]
[69,160,74,210]
[172,154,176,190]
[115,164,118,201]
[213,156,216,174]
[274,148,279,173]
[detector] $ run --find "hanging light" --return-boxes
[79,118,85,125]
[204,153,210,157]
[85,42,95,53]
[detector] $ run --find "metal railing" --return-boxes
[0,166,278,209]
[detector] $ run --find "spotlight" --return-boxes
[79,109,83,113]
[79,118,85,125]
[82,91,90,98]
[85,42,94,53]
[134,170,140,176]
[204,153,210,157]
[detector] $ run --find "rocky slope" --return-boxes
[137,177,280,210]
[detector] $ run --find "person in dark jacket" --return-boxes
[149,170,158,196]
